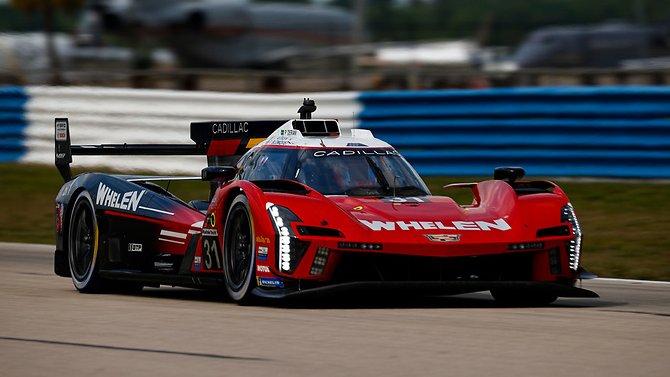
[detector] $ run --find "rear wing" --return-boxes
[54,117,285,182]
[55,98,321,181]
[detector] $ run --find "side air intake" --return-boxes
[292,120,340,137]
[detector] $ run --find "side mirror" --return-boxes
[202,166,236,182]
[494,167,525,182]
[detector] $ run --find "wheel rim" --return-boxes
[225,205,252,292]
[69,197,97,284]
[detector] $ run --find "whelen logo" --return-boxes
[359,219,511,231]
[96,183,145,211]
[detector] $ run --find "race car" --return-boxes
[54,99,598,305]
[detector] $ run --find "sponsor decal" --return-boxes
[255,236,271,244]
[359,218,511,232]
[257,265,271,273]
[313,149,398,158]
[269,136,294,145]
[194,256,201,270]
[95,183,146,211]
[425,234,461,242]
[207,213,216,227]
[202,228,218,237]
[257,246,269,261]
[55,121,67,141]
[280,129,299,137]
[257,277,284,288]
[212,122,248,134]
[381,197,429,203]
[128,243,143,252]
[56,153,66,159]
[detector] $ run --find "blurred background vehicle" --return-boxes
[515,21,670,68]
[76,0,355,69]
[1,0,669,89]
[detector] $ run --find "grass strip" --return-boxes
[1,163,667,280]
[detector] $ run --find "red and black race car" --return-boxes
[54,100,598,305]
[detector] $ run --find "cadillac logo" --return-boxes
[424,234,461,242]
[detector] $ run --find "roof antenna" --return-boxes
[298,98,316,119]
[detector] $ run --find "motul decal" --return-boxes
[95,183,145,211]
[359,219,511,231]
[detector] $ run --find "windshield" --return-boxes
[238,147,430,197]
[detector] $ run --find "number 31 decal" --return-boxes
[202,237,222,270]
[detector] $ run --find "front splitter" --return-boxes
[251,280,599,299]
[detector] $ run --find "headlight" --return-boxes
[266,202,309,273]
[561,203,582,271]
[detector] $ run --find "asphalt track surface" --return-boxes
[1,243,668,377]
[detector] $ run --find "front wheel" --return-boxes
[68,191,103,292]
[223,195,256,303]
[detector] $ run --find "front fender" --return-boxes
[203,180,276,273]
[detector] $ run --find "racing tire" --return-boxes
[490,289,558,307]
[68,191,103,293]
[223,195,256,303]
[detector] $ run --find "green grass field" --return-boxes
[1,163,668,280]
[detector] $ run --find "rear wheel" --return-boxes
[490,289,558,307]
[223,195,256,303]
[68,191,103,292]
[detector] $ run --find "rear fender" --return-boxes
[55,177,90,277]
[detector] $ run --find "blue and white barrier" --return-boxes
[359,86,670,178]
[11,86,359,173]
[0,86,28,163]
[1,85,669,178]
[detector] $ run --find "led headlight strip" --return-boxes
[266,202,292,272]
[561,203,582,271]
[265,202,309,274]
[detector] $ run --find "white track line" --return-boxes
[594,278,670,285]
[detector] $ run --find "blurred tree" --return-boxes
[10,0,85,84]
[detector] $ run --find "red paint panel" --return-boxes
[207,140,243,157]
